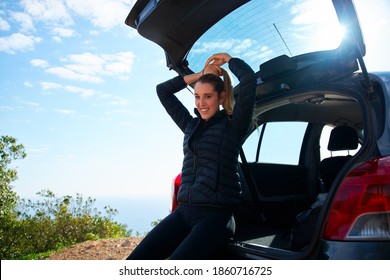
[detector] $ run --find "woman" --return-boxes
[127,53,256,260]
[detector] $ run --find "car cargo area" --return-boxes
[227,82,369,254]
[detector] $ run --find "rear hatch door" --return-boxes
[126,0,367,78]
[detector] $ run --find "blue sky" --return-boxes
[1,0,389,205]
[0,0,188,203]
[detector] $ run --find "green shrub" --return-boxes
[0,189,132,260]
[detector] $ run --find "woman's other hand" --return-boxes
[205,53,232,67]
[203,64,222,76]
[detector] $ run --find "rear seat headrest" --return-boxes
[327,126,358,151]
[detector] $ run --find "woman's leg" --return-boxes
[169,208,235,260]
[126,209,189,260]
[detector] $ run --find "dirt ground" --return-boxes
[44,237,143,260]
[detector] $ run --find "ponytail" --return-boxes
[221,68,234,116]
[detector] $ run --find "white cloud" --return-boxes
[54,108,75,114]
[0,14,11,31]
[46,66,104,83]
[45,51,135,83]
[52,26,75,38]
[65,0,134,30]
[39,81,97,99]
[39,81,96,98]
[231,39,255,54]
[31,58,49,68]
[52,36,62,42]
[192,39,256,55]
[50,26,76,42]
[288,0,344,51]
[106,62,129,75]
[15,0,136,40]
[66,52,106,73]
[0,33,42,54]
[246,46,274,62]
[291,0,335,26]
[40,81,62,90]
[104,51,135,78]
[20,0,73,26]
[64,85,95,98]
[10,11,35,33]
[0,0,136,57]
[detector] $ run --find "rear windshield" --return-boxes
[186,0,343,73]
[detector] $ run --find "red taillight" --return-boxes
[171,173,181,212]
[323,156,390,240]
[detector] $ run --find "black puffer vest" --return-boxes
[157,58,256,208]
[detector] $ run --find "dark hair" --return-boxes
[198,73,224,93]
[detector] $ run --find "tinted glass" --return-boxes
[186,0,343,73]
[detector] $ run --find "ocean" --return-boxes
[94,196,172,235]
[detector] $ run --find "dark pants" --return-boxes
[126,204,235,260]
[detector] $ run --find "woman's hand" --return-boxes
[183,54,227,85]
[205,53,232,67]
[203,64,222,76]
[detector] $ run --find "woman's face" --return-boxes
[194,81,225,121]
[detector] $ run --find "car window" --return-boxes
[242,122,307,165]
[186,0,343,73]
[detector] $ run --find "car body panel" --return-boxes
[321,241,390,260]
[126,0,250,71]
[373,72,390,155]
[227,240,390,260]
